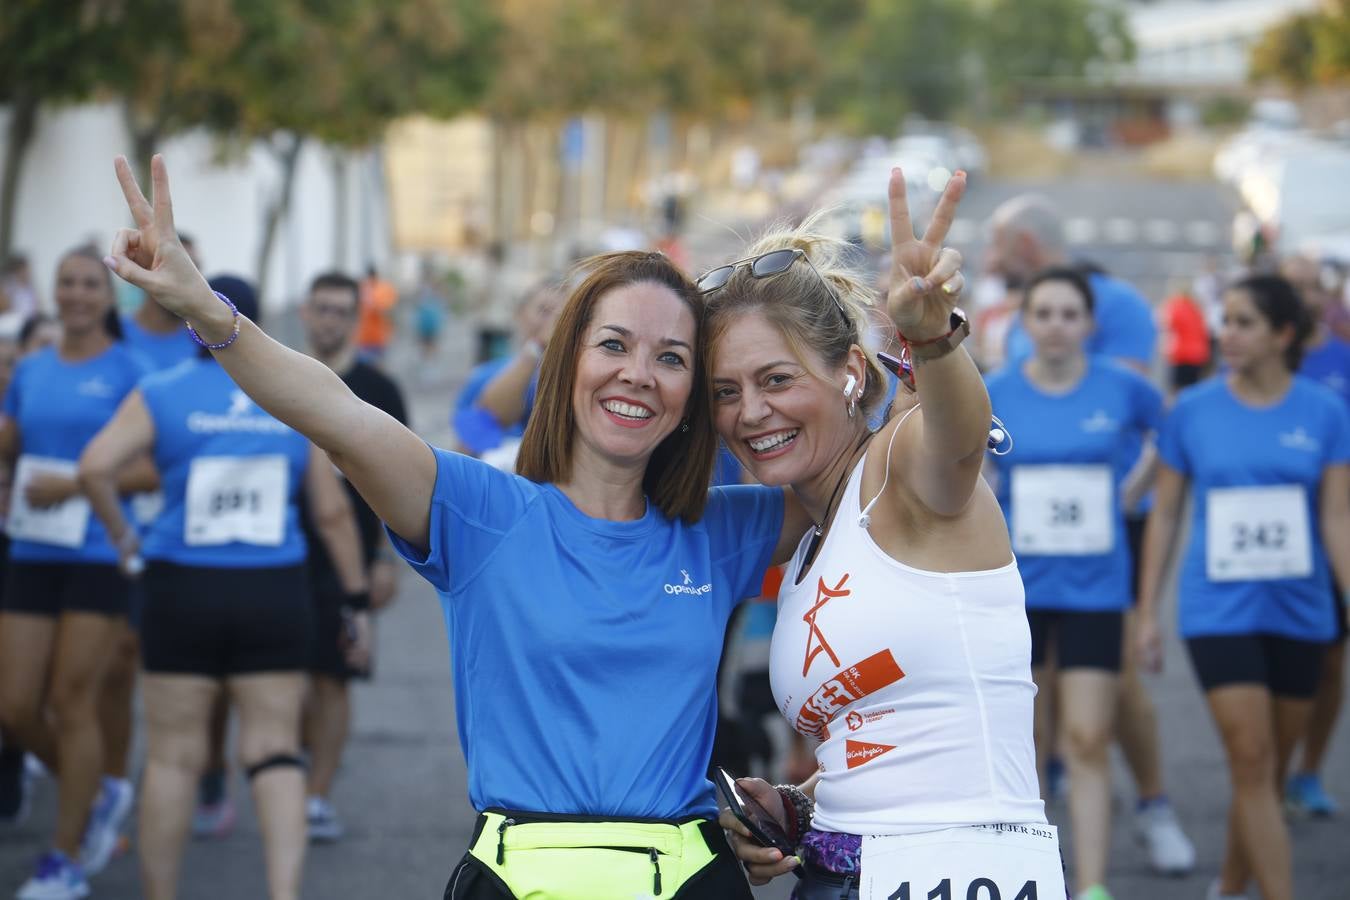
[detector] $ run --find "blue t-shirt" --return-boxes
[139,360,310,568]
[987,358,1162,611]
[3,345,151,563]
[1004,272,1157,367]
[387,448,785,818]
[451,356,538,454]
[121,314,199,372]
[1299,336,1350,409]
[1157,377,1350,641]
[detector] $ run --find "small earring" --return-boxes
[680,419,689,433]
[847,396,857,418]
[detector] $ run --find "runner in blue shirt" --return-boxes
[986,267,1163,900]
[78,277,368,900]
[1137,274,1350,900]
[1283,254,1350,817]
[103,153,809,900]
[0,246,155,900]
[984,196,1194,879]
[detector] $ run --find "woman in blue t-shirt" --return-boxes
[103,155,807,900]
[0,246,156,898]
[1137,274,1350,900]
[78,277,369,900]
[985,267,1163,900]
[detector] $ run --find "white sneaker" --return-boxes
[1133,799,1195,875]
[15,851,90,900]
[306,796,344,842]
[77,777,134,876]
[1205,877,1249,900]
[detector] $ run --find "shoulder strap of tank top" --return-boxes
[858,403,921,529]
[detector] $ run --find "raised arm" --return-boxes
[104,155,436,549]
[881,169,990,516]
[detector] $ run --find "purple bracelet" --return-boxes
[186,291,242,351]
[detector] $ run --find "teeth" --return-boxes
[602,400,653,419]
[749,430,798,452]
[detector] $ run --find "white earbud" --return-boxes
[988,428,1006,446]
[842,374,858,397]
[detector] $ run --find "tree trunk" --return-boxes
[254,133,305,308]
[331,149,349,269]
[121,97,166,196]
[0,92,39,264]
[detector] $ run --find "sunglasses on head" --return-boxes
[696,248,849,327]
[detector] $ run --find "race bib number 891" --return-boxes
[184,455,288,547]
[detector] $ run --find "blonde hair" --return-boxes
[704,215,890,418]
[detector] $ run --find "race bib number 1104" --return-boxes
[861,824,1065,900]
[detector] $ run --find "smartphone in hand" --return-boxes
[712,767,795,855]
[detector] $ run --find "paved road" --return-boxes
[4,174,1347,899]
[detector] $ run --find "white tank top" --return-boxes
[769,431,1045,835]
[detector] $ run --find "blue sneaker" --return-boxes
[1286,772,1339,818]
[77,777,134,876]
[15,850,89,900]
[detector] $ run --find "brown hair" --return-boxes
[704,218,888,418]
[515,251,716,523]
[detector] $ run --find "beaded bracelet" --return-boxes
[186,291,241,351]
[774,783,814,844]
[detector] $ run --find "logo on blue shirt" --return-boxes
[1080,409,1119,434]
[1279,427,1321,453]
[78,376,114,398]
[187,390,290,435]
[664,569,711,596]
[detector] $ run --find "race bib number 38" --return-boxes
[6,456,91,548]
[185,455,288,547]
[1010,465,1112,556]
[1206,484,1312,582]
[861,824,1065,900]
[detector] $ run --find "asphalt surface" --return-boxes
[3,172,1347,899]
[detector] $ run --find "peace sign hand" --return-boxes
[106,155,218,325]
[886,167,967,341]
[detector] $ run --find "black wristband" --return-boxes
[343,591,371,612]
[774,783,814,844]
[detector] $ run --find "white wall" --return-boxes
[0,101,392,312]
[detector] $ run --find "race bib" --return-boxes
[861,824,1065,900]
[1206,485,1312,581]
[1010,465,1112,555]
[6,456,91,548]
[184,455,288,547]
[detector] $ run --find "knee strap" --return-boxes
[245,753,306,780]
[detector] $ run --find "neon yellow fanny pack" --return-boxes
[466,809,718,899]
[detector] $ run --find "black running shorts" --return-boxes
[140,561,313,677]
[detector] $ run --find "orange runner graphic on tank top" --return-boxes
[802,573,851,676]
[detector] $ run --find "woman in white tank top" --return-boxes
[702,170,1065,900]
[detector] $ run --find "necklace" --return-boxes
[798,430,874,582]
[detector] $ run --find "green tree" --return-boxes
[0,1,124,259]
[1251,13,1319,86]
[978,0,1134,104]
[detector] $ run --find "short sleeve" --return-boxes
[2,359,23,420]
[384,446,540,593]
[1155,405,1190,476]
[1091,277,1156,366]
[704,485,785,606]
[1132,372,1164,433]
[1323,396,1350,465]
